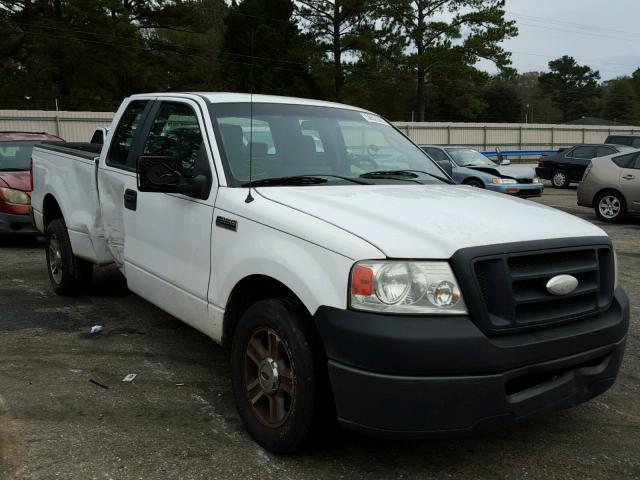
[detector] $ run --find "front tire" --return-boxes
[231,298,321,453]
[45,219,93,295]
[595,191,627,223]
[464,178,484,188]
[551,169,570,188]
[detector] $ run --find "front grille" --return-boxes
[516,178,533,184]
[468,245,614,334]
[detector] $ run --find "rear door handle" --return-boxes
[124,189,137,211]
[622,174,635,180]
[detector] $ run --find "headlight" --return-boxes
[533,177,540,183]
[350,261,467,314]
[0,187,30,205]
[491,178,517,184]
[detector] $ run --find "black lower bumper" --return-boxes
[314,289,629,437]
[0,211,38,234]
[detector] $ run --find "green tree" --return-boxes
[480,81,522,122]
[295,0,377,101]
[601,77,638,125]
[538,55,601,122]
[380,0,517,121]
[221,0,319,97]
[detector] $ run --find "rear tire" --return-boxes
[231,298,323,453]
[45,219,93,295]
[551,169,570,188]
[595,191,627,223]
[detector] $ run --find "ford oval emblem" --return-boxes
[546,274,579,296]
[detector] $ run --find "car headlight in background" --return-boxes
[491,178,517,185]
[0,187,30,205]
[350,261,467,314]
[533,177,540,183]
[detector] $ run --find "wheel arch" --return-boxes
[463,176,485,186]
[42,193,64,228]
[222,274,317,349]
[594,187,626,205]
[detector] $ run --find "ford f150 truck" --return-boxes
[31,93,629,453]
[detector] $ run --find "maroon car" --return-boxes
[0,132,63,234]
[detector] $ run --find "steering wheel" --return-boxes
[367,144,380,156]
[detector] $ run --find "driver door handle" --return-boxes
[124,189,137,211]
[622,174,635,180]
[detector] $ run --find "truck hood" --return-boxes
[257,184,606,259]
[0,171,30,191]
[466,165,536,179]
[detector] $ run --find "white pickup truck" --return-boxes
[31,93,629,453]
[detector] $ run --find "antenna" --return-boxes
[245,28,255,204]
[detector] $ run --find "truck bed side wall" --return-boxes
[32,146,113,265]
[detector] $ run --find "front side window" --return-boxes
[612,152,638,168]
[107,101,148,169]
[209,103,447,186]
[142,102,203,177]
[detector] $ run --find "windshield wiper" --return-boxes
[360,169,453,184]
[241,174,369,188]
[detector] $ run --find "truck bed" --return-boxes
[31,142,114,265]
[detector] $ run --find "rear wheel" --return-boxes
[595,191,627,223]
[231,298,322,453]
[551,169,570,188]
[45,219,93,295]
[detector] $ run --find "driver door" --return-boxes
[123,98,218,335]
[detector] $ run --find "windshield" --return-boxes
[447,148,496,167]
[208,103,447,186]
[0,141,39,171]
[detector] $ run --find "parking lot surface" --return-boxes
[0,186,638,480]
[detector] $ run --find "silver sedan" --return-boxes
[577,149,640,222]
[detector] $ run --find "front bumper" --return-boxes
[487,182,543,198]
[314,288,629,437]
[0,211,38,234]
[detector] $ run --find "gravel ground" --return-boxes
[0,184,638,480]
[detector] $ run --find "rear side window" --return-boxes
[595,146,615,157]
[612,152,638,168]
[568,146,596,159]
[107,101,148,169]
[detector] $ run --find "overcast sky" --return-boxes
[477,0,640,80]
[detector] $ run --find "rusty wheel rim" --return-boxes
[244,327,295,428]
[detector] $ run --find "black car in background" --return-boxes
[604,134,640,148]
[536,143,633,188]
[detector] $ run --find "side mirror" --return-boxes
[137,156,207,199]
[436,160,453,177]
[496,148,510,165]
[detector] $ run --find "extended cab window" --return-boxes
[107,101,148,168]
[142,102,203,176]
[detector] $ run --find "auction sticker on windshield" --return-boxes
[361,112,386,124]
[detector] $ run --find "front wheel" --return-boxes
[45,219,93,295]
[464,178,484,188]
[231,298,322,453]
[595,191,627,223]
